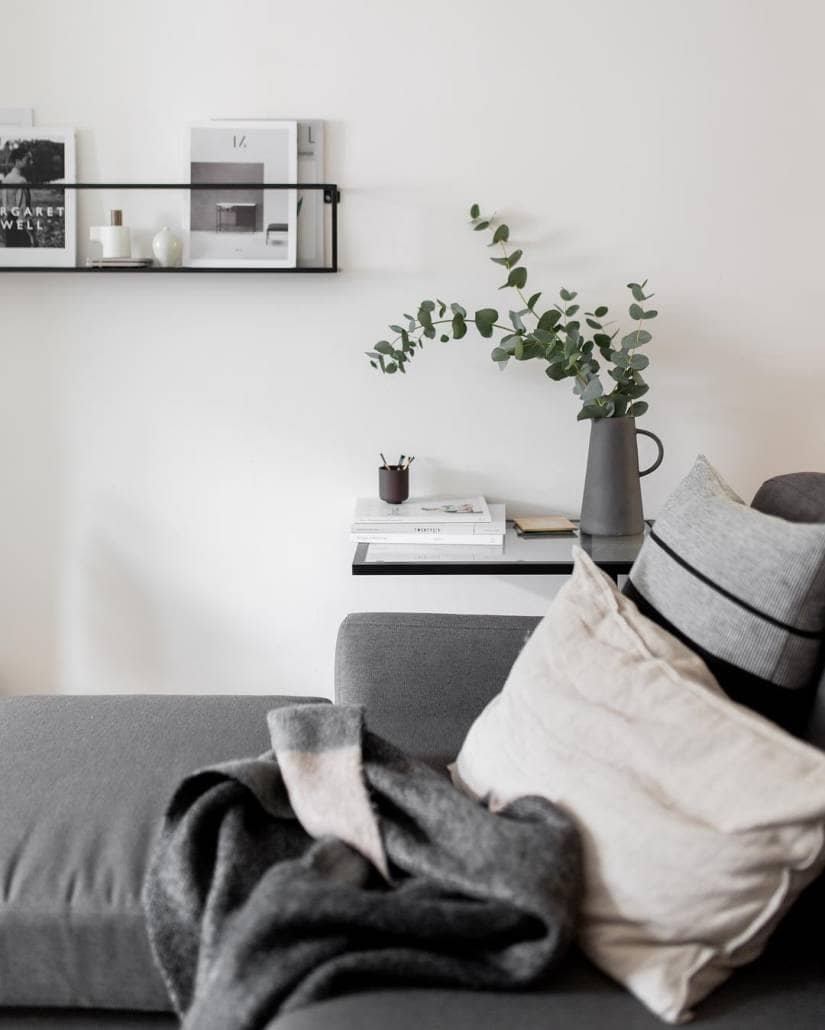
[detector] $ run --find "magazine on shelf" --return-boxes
[212,118,325,268]
[352,505,505,545]
[366,543,505,563]
[354,496,491,525]
[185,120,297,268]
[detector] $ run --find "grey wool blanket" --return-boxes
[143,704,581,1030]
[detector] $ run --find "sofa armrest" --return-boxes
[334,613,539,764]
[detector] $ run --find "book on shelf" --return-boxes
[513,515,577,536]
[366,543,505,562]
[354,496,491,525]
[352,504,505,545]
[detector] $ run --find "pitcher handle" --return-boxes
[636,428,664,477]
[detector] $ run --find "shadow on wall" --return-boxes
[0,332,64,697]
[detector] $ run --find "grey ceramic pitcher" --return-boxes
[579,416,664,536]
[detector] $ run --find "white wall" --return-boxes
[2,0,824,697]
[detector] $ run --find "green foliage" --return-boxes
[364,202,659,421]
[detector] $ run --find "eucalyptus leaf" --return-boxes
[629,353,650,370]
[491,224,509,244]
[450,302,467,318]
[452,314,467,339]
[629,401,649,417]
[474,307,498,338]
[538,309,562,331]
[418,308,433,330]
[594,305,608,317]
[508,266,527,289]
[580,377,604,402]
[507,249,523,266]
[491,347,510,362]
[375,341,394,355]
[474,220,490,231]
[560,288,577,301]
[621,329,652,348]
[629,303,645,320]
[470,203,480,219]
[528,291,542,310]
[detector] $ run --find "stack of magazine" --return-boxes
[351,496,505,547]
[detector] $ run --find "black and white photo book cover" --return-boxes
[0,126,75,266]
[184,120,297,268]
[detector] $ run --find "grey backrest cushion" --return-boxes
[0,694,327,1011]
[335,613,540,765]
[752,472,825,524]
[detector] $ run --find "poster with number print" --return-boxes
[184,121,297,268]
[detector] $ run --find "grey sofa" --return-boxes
[0,615,822,1029]
[1,474,823,1028]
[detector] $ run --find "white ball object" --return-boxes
[152,226,182,268]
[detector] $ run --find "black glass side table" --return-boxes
[352,521,648,583]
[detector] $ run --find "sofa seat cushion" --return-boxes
[268,924,825,1030]
[0,694,327,1010]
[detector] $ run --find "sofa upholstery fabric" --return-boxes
[0,694,326,1010]
[751,471,825,523]
[335,612,540,764]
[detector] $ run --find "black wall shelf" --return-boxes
[2,182,340,273]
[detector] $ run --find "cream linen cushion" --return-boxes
[453,548,825,1024]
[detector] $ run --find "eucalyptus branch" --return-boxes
[365,204,658,421]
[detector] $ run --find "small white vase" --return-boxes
[152,226,182,268]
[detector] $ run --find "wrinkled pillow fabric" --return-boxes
[624,455,825,735]
[453,549,825,1024]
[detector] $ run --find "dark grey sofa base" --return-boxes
[274,947,825,1030]
[0,1014,177,1029]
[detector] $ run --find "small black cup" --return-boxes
[379,466,409,504]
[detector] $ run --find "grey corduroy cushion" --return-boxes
[624,457,825,734]
[750,471,825,748]
[0,694,327,1011]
